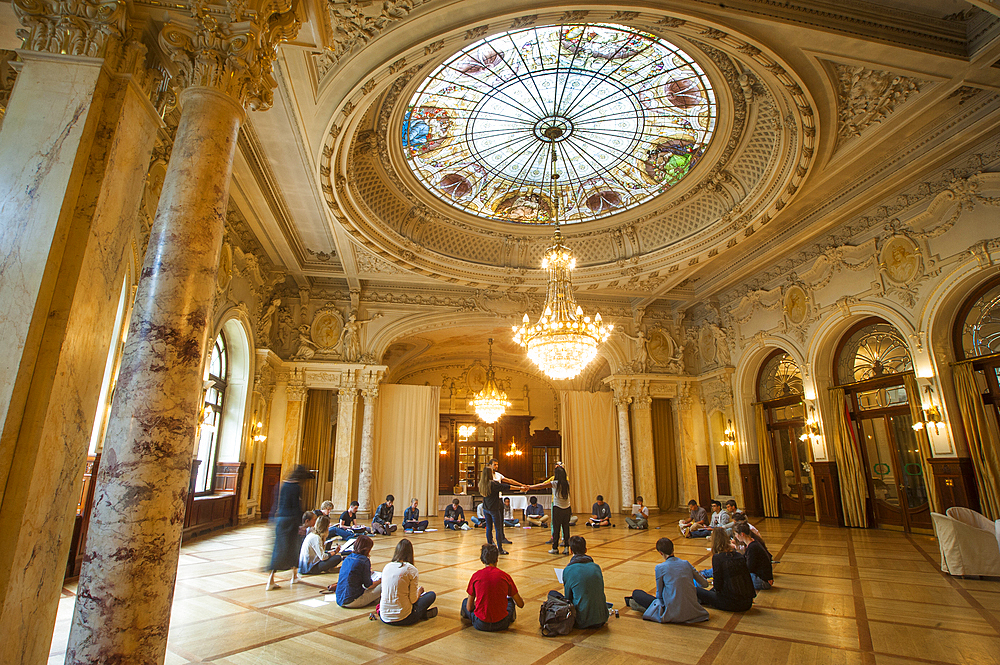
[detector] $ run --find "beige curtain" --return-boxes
[830,388,869,527]
[560,391,620,512]
[903,373,940,513]
[651,399,679,511]
[300,389,334,510]
[953,362,1000,519]
[373,384,440,517]
[754,402,780,518]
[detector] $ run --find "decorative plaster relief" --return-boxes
[835,64,924,144]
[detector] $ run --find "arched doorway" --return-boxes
[756,350,813,520]
[952,275,1000,518]
[834,318,930,531]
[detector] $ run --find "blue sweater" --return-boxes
[335,553,372,606]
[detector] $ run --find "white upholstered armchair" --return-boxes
[930,507,1000,577]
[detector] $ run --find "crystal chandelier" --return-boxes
[513,138,613,380]
[470,338,511,423]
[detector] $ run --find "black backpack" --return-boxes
[539,590,576,636]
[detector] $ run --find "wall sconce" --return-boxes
[799,406,822,445]
[251,420,267,444]
[504,439,523,457]
[913,385,944,434]
[437,440,448,456]
[720,420,736,449]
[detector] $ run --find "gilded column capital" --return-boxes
[362,386,379,402]
[13,0,165,100]
[285,383,307,401]
[338,386,358,404]
[158,0,300,111]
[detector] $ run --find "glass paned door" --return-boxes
[771,424,814,519]
[858,411,931,531]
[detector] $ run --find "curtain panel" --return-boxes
[560,391,620,512]
[902,373,940,513]
[952,362,1000,520]
[651,399,679,511]
[830,388,869,527]
[754,402,780,518]
[372,384,440,517]
[301,389,334,509]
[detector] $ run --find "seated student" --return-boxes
[524,496,549,527]
[378,539,438,624]
[299,515,343,575]
[731,512,765,549]
[402,498,429,533]
[444,498,469,530]
[461,544,524,631]
[502,497,520,528]
[718,499,739,535]
[626,496,649,530]
[680,499,710,538]
[373,495,397,535]
[336,535,382,608]
[699,500,728,538]
[587,495,612,528]
[734,522,773,590]
[470,501,486,528]
[627,537,709,624]
[562,536,609,629]
[328,500,362,540]
[696,530,756,612]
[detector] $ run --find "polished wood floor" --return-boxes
[49,511,1000,664]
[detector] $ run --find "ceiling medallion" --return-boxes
[470,338,511,423]
[513,145,613,380]
[403,23,717,224]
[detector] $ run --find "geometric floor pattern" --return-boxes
[49,511,1000,664]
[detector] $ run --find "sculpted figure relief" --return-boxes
[339,310,383,362]
[620,329,649,372]
[292,324,317,360]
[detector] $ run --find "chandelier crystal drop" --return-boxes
[471,338,511,423]
[513,144,613,380]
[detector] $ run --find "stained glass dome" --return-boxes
[402,23,717,224]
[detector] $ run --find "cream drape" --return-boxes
[754,402,780,517]
[903,373,940,513]
[651,399,678,511]
[560,391,620,512]
[953,362,1000,519]
[300,389,334,509]
[830,388,869,527]
[372,384,440,516]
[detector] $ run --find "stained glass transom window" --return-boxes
[960,281,1000,359]
[758,351,803,402]
[403,23,717,224]
[836,322,913,385]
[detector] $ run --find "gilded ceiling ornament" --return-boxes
[835,64,923,143]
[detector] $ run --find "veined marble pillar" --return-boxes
[0,41,161,662]
[357,387,378,517]
[613,391,635,511]
[331,388,360,511]
[673,389,699,504]
[630,388,658,509]
[281,382,308,474]
[66,4,301,660]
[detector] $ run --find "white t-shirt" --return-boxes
[551,480,571,509]
[633,505,649,519]
[379,561,420,622]
[299,532,326,570]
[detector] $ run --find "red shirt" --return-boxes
[467,566,518,623]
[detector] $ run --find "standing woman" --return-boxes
[266,464,314,590]
[524,462,572,555]
[479,466,513,555]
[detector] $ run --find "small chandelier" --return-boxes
[471,338,511,423]
[912,385,944,434]
[505,439,523,457]
[513,139,612,380]
[799,406,822,444]
[720,420,737,449]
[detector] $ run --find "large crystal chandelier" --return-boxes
[470,338,511,423]
[513,138,613,380]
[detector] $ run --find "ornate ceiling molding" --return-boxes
[833,64,927,146]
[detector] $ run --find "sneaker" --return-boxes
[461,523,471,530]
[548,548,559,554]
[563,547,569,555]
[627,597,645,612]
[425,607,439,619]
[585,522,593,527]
[499,550,509,555]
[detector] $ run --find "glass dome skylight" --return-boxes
[402,23,717,224]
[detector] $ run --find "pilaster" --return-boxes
[332,387,360,511]
[610,378,634,511]
[629,380,658,509]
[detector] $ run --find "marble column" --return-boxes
[357,387,378,517]
[331,388,360,511]
[630,385,658,509]
[281,382,308,474]
[673,388,699,504]
[613,387,635,512]
[0,36,161,664]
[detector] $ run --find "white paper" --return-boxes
[298,598,327,608]
[371,571,382,583]
[555,568,564,584]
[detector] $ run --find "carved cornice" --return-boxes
[318,0,431,78]
[158,0,300,111]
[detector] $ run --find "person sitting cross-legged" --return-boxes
[402,498,429,533]
[298,515,343,575]
[470,501,486,528]
[373,495,397,535]
[524,496,549,528]
[328,500,362,540]
[696,529,756,612]
[734,522,773,590]
[562,536,609,629]
[626,496,649,530]
[502,497,520,528]
[587,495,612,528]
[444,498,469,530]
[680,499,710,538]
[627,537,709,624]
[336,535,381,608]
[461,544,524,631]
[378,538,438,624]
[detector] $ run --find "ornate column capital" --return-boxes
[13,0,165,99]
[362,386,379,402]
[338,386,358,404]
[158,0,300,111]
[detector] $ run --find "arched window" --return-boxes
[834,318,928,531]
[955,277,1000,361]
[195,333,228,494]
[757,351,804,402]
